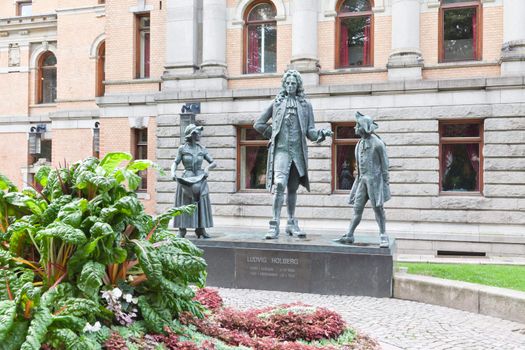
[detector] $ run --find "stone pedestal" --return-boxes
[192,231,394,297]
[387,0,423,80]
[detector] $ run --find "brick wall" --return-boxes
[56,10,104,104]
[51,128,94,167]
[320,71,387,85]
[0,133,28,188]
[0,73,29,115]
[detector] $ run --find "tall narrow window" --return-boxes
[332,124,360,192]
[237,126,268,190]
[244,2,277,74]
[136,14,151,79]
[96,41,105,97]
[17,1,32,16]
[440,120,483,193]
[440,0,481,62]
[134,128,148,191]
[337,0,373,68]
[38,52,57,104]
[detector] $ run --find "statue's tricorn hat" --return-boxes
[184,124,203,138]
[355,112,378,134]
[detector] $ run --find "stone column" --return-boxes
[387,0,423,80]
[199,0,228,89]
[501,0,525,75]
[290,0,319,85]
[164,0,199,78]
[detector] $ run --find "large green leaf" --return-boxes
[41,195,73,226]
[2,321,29,350]
[0,300,16,341]
[114,169,142,190]
[155,205,196,229]
[99,152,132,175]
[7,220,36,256]
[20,306,53,350]
[35,167,52,187]
[0,269,35,301]
[58,199,88,228]
[132,240,163,287]
[137,296,172,333]
[38,222,87,245]
[114,196,143,217]
[0,174,17,192]
[49,328,101,350]
[77,261,105,300]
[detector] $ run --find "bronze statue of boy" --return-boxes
[336,112,391,248]
[254,70,332,239]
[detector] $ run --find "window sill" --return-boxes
[230,73,281,80]
[320,67,387,75]
[438,191,483,197]
[425,60,498,70]
[136,191,151,200]
[30,103,57,108]
[105,78,161,85]
[236,189,267,193]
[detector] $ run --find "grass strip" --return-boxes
[396,262,525,292]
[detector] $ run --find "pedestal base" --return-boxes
[192,231,394,297]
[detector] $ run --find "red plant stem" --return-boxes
[50,269,67,290]
[4,272,13,300]
[24,300,32,319]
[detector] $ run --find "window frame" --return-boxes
[438,119,484,195]
[37,51,57,105]
[335,0,374,69]
[331,122,359,193]
[133,128,148,192]
[96,41,105,97]
[17,1,32,17]
[439,0,482,63]
[135,13,151,79]
[236,125,269,192]
[243,0,278,75]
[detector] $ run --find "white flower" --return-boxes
[111,287,123,299]
[83,321,101,333]
[101,291,111,301]
[131,297,139,304]
[124,293,133,303]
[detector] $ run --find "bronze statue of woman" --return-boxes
[171,124,217,238]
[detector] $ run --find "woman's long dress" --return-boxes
[173,143,214,228]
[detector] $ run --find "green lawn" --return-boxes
[396,262,525,292]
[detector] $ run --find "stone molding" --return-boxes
[29,42,57,69]
[232,0,286,25]
[89,32,106,59]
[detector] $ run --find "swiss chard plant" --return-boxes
[0,153,206,349]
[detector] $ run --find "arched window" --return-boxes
[336,0,373,68]
[96,41,105,97]
[38,52,57,104]
[244,1,277,74]
[439,0,481,62]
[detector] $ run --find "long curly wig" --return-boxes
[274,69,307,105]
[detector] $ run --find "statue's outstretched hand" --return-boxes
[315,129,333,144]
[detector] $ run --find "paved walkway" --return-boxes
[218,288,525,350]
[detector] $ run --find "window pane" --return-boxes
[43,54,57,66]
[241,128,267,141]
[138,170,147,191]
[443,8,476,61]
[247,24,276,73]
[336,125,357,139]
[442,123,480,137]
[335,144,357,191]
[248,3,276,21]
[240,145,268,189]
[340,0,371,12]
[42,67,57,103]
[137,145,147,160]
[19,3,32,16]
[442,143,480,192]
[340,16,371,67]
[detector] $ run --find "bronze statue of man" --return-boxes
[336,112,391,248]
[254,70,332,239]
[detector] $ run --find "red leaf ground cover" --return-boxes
[185,288,351,349]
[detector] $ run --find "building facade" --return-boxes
[1,0,524,256]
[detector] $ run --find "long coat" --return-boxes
[254,98,321,192]
[349,134,391,207]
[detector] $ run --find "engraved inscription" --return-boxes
[236,250,311,292]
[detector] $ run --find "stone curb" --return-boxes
[393,273,525,324]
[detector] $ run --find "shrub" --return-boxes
[0,153,207,349]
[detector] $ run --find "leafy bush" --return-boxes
[0,153,206,349]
